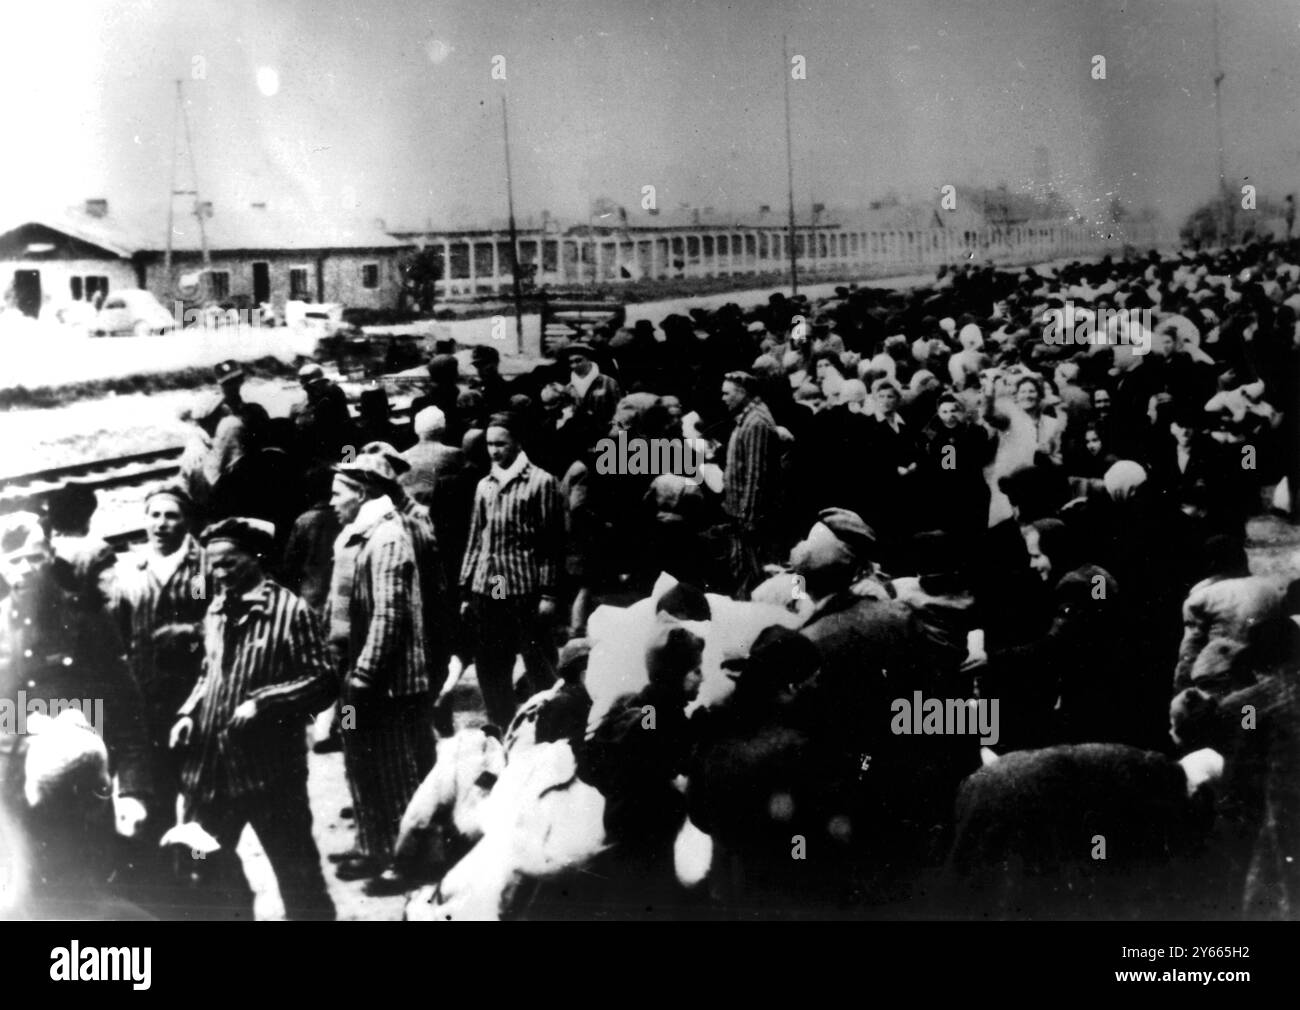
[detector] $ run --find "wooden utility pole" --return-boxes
[783,35,799,296]
[1212,2,1230,244]
[164,80,213,302]
[501,95,525,354]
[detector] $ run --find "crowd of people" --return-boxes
[3,235,1300,920]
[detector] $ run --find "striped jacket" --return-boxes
[460,455,565,599]
[393,492,451,670]
[178,579,334,803]
[338,505,429,698]
[109,536,212,748]
[724,398,782,527]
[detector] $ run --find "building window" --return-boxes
[289,267,310,301]
[361,262,380,289]
[209,270,231,300]
[70,277,83,300]
[84,276,109,300]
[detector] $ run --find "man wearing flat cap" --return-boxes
[359,441,452,696]
[326,452,434,892]
[290,363,352,464]
[559,341,622,447]
[170,516,335,919]
[469,344,516,415]
[204,361,272,524]
[790,508,975,903]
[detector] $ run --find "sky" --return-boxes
[1,0,1298,232]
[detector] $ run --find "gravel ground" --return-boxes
[238,662,489,922]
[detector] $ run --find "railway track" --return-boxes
[1,400,414,550]
[0,447,187,512]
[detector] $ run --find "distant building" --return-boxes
[0,199,412,319]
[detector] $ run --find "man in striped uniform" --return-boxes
[720,371,784,596]
[327,454,433,894]
[360,441,452,698]
[170,517,335,920]
[108,486,213,911]
[460,412,565,731]
[110,488,212,828]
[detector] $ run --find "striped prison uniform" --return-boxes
[109,536,213,786]
[178,578,335,804]
[723,398,783,596]
[392,491,453,694]
[176,577,335,921]
[459,454,564,730]
[335,502,433,864]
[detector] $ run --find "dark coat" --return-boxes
[798,590,974,893]
[942,743,1213,919]
[1,591,153,801]
[920,419,995,538]
[577,683,692,853]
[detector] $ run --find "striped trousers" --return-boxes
[341,693,434,865]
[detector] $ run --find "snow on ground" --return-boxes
[0,377,301,479]
[0,315,322,389]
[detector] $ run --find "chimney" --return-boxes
[85,198,108,218]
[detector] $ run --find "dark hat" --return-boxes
[199,516,275,555]
[736,624,821,698]
[358,387,390,419]
[433,337,457,355]
[334,453,400,490]
[426,354,459,384]
[360,441,411,477]
[644,625,705,690]
[816,507,877,560]
[214,360,244,384]
[470,344,500,365]
[557,341,596,360]
[45,482,98,532]
[655,582,712,622]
